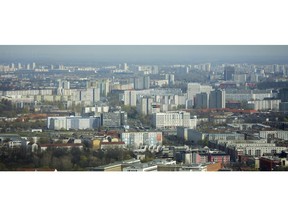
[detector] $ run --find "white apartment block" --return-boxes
[82,105,109,114]
[247,99,280,111]
[1,89,53,97]
[72,88,100,104]
[124,90,137,106]
[183,129,245,143]
[87,79,110,97]
[47,116,100,130]
[219,140,287,157]
[226,90,273,101]
[187,83,212,100]
[259,130,288,141]
[1,84,103,109]
[123,88,185,109]
[137,97,154,115]
[244,146,286,156]
[152,111,195,129]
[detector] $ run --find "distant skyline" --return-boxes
[0,45,288,65]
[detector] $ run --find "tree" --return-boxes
[3,138,11,144]
[79,155,89,167]
[141,150,155,163]
[28,138,35,145]
[107,92,122,107]
[0,162,8,171]
[39,149,53,168]
[60,155,73,170]
[71,147,81,166]
[71,104,82,113]
[38,137,50,144]
[122,106,138,119]
[197,138,209,147]
[52,148,68,158]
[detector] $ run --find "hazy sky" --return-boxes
[0,45,288,65]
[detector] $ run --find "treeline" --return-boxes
[0,146,135,171]
[0,120,46,133]
[121,106,151,125]
[0,99,28,118]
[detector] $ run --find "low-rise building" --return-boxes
[259,156,281,171]
[100,141,125,150]
[0,134,26,148]
[157,162,222,171]
[208,153,230,164]
[123,163,158,171]
[89,159,141,171]
[214,140,287,161]
[123,158,176,172]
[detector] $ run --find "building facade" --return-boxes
[47,116,101,130]
[209,89,226,109]
[121,131,163,149]
[152,111,194,129]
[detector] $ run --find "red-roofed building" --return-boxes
[259,156,281,171]
[100,141,125,150]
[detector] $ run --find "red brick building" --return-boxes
[208,153,230,164]
[259,157,281,171]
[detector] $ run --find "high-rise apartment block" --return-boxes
[134,76,150,90]
[137,97,154,115]
[101,111,127,128]
[279,88,288,102]
[195,92,209,109]
[165,74,175,86]
[87,79,110,97]
[209,89,226,109]
[124,90,137,106]
[187,83,212,100]
[224,66,235,81]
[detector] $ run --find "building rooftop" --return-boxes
[90,158,141,170]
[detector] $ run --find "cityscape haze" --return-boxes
[1,45,288,172]
[2,0,288,215]
[1,45,288,65]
